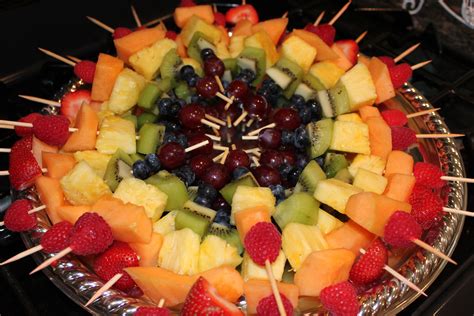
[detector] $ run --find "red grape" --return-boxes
[280,150,296,166]
[196,76,219,99]
[227,80,249,100]
[204,57,225,77]
[190,154,213,177]
[225,149,250,171]
[244,94,268,119]
[259,150,283,169]
[253,166,281,186]
[179,103,205,129]
[273,108,301,129]
[159,142,185,169]
[201,163,230,189]
[259,128,281,149]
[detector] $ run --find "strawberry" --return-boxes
[244,222,281,266]
[70,212,113,256]
[390,126,417,151]
[225,4,259,25]
[113,27,133,39]
[9,137,42,190]
[15,113,42,137]
[389,63,412,89]
[381,109,408,127]
[41,221,74,253]
[304,23,336,46]
[180,0,196,7]
[214,12,226,27]
[3,199,36,232]
[134,307,171,316]
[320,281,359,316]
[93,241,139,291]
[256,293,294,316]
[60,90,91,122]
[384,211,422,248]
[378,56,396,68]
[182,277,243,316]
[409,185,443,229]
[413,162,446,190]
[334,39,359,65]
[32,115,70,147]
[73,60,96,84]
[349,239,387,286]
[165,31,177,40]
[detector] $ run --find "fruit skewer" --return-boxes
[0,201,45,228]
[313,11,325,26]
[328,1,352,26]
[130,5,142,28]
[355,31,368,44]
[86,16,115,33]
[66,55,82,63]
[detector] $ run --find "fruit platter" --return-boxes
[0,1,468,315]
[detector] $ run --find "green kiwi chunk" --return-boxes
[207,223,243,254]
[155,77,174,93]
[223,58,238,76]
[329,83,350,116]
[334,168,353,184]
[266,67,293,90]
[137,123,165,155]
[174,82,192,102]
[130,153,144,163]
[237,47,266,85]
[317,90,335,118]
[122,114,138,130]
[160,49,182,80]
[137,113,157,129]
[294,160,326,194]
[219,173,258,204]
[104,149,133,191]
[324,153,349,178]
[273,192,320,230]
[138,83,161,110]
[145,170,189,210]
[187,32,216,63]
[294,83,316,101]
[183,200,217,222]
[175,210,210,238]
[303,73,326,91]
[306,119,334,159]
[275,57,303,99]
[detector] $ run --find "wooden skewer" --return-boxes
[441,176,474,183]
[86,16,114,33]
[143,13,173,27]
[244,148,260,154]
[246,118,255,127]
[85,273,123,306]
[226,116,232,128]
[213,4,217,13]
[158,298,165,308]
[411,60,432,71]
[242,135,258,140]
[185,140,209,153]
[204,114,226,126]
[282,11,288,18]
[0,244,44,265]
[212,128,220,137]
[66,55,82,63]
[394,43,421,63]
[415,133,464,139]
[247,123,276,136]
[215,75,225,93]
[0,148,11,153]
[38,48,76,67]
[0,120,78,132]
[233,111,248,127]
[443,207,474,217]
[0,205,46,226]
[220,149,229,164]
[313,11,325,26]
[0,124,14,130]
[213,145,228,151]
[265,260,287,316]
[158,21,167,32]
[231,144,237,150]
[205,134,221,141]
[242,0,246,5]
[200,119,221,130]
[30,246,73,274]
[251,156,260,167]
[328,1,352,25]
[213,151,226,162]
[355,31,368,44]
[224,96,235,111]
[406,108,440,118]
[0,168,48,176]
[411,238,457,265]
[131,5,142,27]
[216,92,233,103]
[19,95,61,107]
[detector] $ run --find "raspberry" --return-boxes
[134,307,171,316]
[40,221,73,253]
[32,115,70,147]
[165,31,177,40]
[113,27,133,39]
[70,212,113,256]
[390,126,417,151]
[320,281,359,316]
[378,56,396,68]
[256,293,294,316]
[244,222,281,266]
[381,109,408,127]
[409,185,443,229]
[349,239,387,286]
[384,211,422,248]
[214,12,226,27]
[15,113,42,137]
[180,0,196,7]
[3,199,36,232]
[413,162,446,190]
[389,63,413,89]
[73,60,96,84]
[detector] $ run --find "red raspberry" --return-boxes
[378,56,396,68]
[305,23,336,46]
[15,113,42,137]
[389,63,413,89]
[70,212,113,256]
[113,27,133,39]
[32,115,70,147]
[73,60,96,84]
[390,126,417,151]
[214,12,226,27]
[349,239,387,286]
[320,281,359,316]
[244,222,281,266]
[381,109,408,127]
[384,211,422,248]
[256,293,293,316]
[409,185,443,229]
[93,241,139,291]
[413,162,446,190]
[165,31,177,40]
[134,307,171,316]
[9,137,42,190]
[40,221,73,253]
[3,199,36,232]
[180,0,196,7]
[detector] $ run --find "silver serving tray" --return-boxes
[18,79,466,315]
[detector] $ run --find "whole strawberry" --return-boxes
[134,307,170,316]
[70,212,113,256]
[320,281,359,316]
[244,222,281,266]
[350,239,387,286]
[384,211,422,248]
[389,63,412,89]
[41,221,74,253]
[73,60,96,84]
[409,185,443,229]
[9,137,42,190]
[32,115,70,147]
[256,293,294,316]
[390,126,417,151]
[381,109,408,127]
[113,27,133,39]
[214,12,226,27]
[15,113,42,137]
[413,162,446,190]
[3,199,36,232]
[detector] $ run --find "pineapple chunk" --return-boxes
[281,35,317,73]
[313,179,362,213]
[353,168,388,194]
[348,154,386,177]
[108,69,146,114]
[97,101,115,124]
[182,58,203,77]
[129,38,177,80]
[329,121,370,155]
[73,150,111,178]
[336,113,363,123]
[231,186,276,224]
[153,210,178,235]
[60,161,111,205]
[241,250,286,281]
[215,40,231,60]
[309,61,345,89]
[158,228,200,275]
[282,223,328,271]
[96,116,136,154]
[316,209,344,235]
[181,16,222,46]
[114,178,168,221]
[198,235,243,272]
[229,35,245,58]
[339,63,377,110]
[245,31,279,68]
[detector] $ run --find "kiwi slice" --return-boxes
[187,32,216,64]
[222,69,232,83]
[306,119,334,159]
[138,83,161,111]
[207,223,243,254]
[137,123,165,155]
[160,49,182,80]
[219,173,258,204]
[104,149,133,191]
[273,192,320,230]
[145,170,189,210]
[155,77,174,93]
[174,82,192,102]
[317,90,335,118]
[130,153,144,163]
[303,73,326,91]
[294,160,326,194]
[175,210,210,238]
[334,168,353,184]
[187,186,198,202]
[324,153,349,178]
[183,200,217,222]
[122,114,138,130]
[266,67,292,90]
[137,113,157,129]
[294,83,316,101]
[329,83,350,116]
[237,47,266,85]
[223,58,238,77]
[275,58,303,99]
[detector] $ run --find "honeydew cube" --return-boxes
[129,38,177,80]
[353,168,388,194]
[309,61,345,90]
[281,35,317,73]
[339,63,377,110]
[313,179,363,214]
[329,121,370,155]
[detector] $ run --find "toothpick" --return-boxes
[224,96,235,111]
[314,11,325,26]
[443,207,474,217]
[0,125,14,130]
[66,55,82,63]
[394,43,421,63]
[441,176,474,183]
[213,4,217,13]
[212,128,220,136]
[406,108,440,118]
[231,144,237,150]
[226,116,232,128]
[416,133,464,139]
[158,21,167,32]
[213,145,229,151]
[185,140,210,153]
[158,298,165,308]
[220,149,229,164]
[328,1,352,25]
[143,13,173,27]
[201,118,221,130]
[131,5,142,27]
[216,92,233,103]
[355,31,368,44]
[0,119,78,132]
[19,95,61,107]
[213,151,226,162]
[86,16,114,33]
[282,11,288,18]
[265,260,287,316]
[242,135,258,140]
[204,114,226,126]
[251,156,260,167]
[244,148,260,154]
[205,134,221,141]
[242,0,246,5]
[30,247,73,274]
[85,273,123,306]
[233,111,248,127]
[246,118,255,127]
[411,60,432,71]
[38,48,76,67]
[411,238,457,265]
[215,75,225,93]
[247,123,276,136]
[0,168,47,176]
[0,245,43,265]
[0,149,11,153]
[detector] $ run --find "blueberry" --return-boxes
[242,69,256,82]
[176,134,188,148]
[176,98,186,108]
[232,166,249,180]
[144,153,161,173]
[214,209,231,226]
[167,101,181,117]
[179,65,195,80]
[158,98,173,116]
[132,160,151,180]
[299,106,312,124]
[287,167,302,186]
[194,195,212,208]
[281,130,295,145]
[172,165,196,186]
[200,48,215,61]
[293,126,310,149]
[212,196,231,212]
[163,132,178,144]
[159,120,181,132]
[278,163,293,179]
[186,74,198,87]
[295,153,309,170]
[261,78,274,88]
[291,94,305,110]
[269,184,285,203]
[307,99,322,120]
[198,183,218,201]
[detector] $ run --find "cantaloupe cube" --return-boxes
[233,19,253,37]
[292,29,339,61]
[56,205,91,224]
[385,150,414,177]
[369,57,395,104]
[175,35,188,58]
[252,18,288,44]
[35,176,65,224]
[62,104,99,152]
[42,152,75,179]
[309,61,345,89]
[358,54,371,67]
[114,27,165,62]
[180,15,221,47]
[359,106,381,122]
[348,154,386,177]
[129,38,177,80]
[325,220,375,255]
[336,113,363,123]
[339,63,377,110]
[91,53,124,102]
[384,173,416,202]
[244,279,299,315]
[173,5,214,28]
[330,43,353,71]
[366,116,392,161]
[129,233,163,267]
[217,25,230,46]
[329,121,371,155]
[281,35,317,73]
[231,186,275,224]
[353,168,388,194]
[234,206,271,243]
[313,179,363,213]
[31,136,57,167]
[245,31,279,68]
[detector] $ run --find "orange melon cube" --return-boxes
[175,34,188,58]
[384,173,416,202]
[56,205,91,223]
[62,104,99,152]
[294,249,355,297]
[325,220,376,255]
[234,206,271,243]
[91,53,124,101]
[243,279,299,314]
[174,5,214,28]
[358,54,371,67]
[385,150,414,177]
[199,266,244,303]
[345,192,412,236]
[369,57,396,104]
[233,19,254,37]
[330,43,353,71]
[32,136,58,167]
[114,27,165,62]
[217,25,230,46]
[129,233,163,267]
[42,152,76,179]
[35,176,65,224]
[252,18,288,45]
[292,29,339,61]
[359,106,381,122]
[366,116,392,161]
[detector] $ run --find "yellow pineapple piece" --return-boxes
[182,58,203,77]
[336,113,363,123]
[198,235,243,273]
[231,186,276,224]
[181,16,221,46]
[215,40,231,60]
[348,154,386,177]
[316,209,344,235]
[353,168,388,194]
[339,63,377,110]
[241,250,286,281]
[281,35,317,72]
[158,228,200,275]
[329,121,370,155]
[114,178,168,221]
[96,116,136,154]
[309,61,345,89]
[313,179,362,213]
[108,68,146,114]
[60,161,111,205]
[282,223,328,271]
[129,38,177,80]
[97,101,115,124]
[245,31,279,68]
[229,35,245,58]
[73,150,111,178]
[153,210,178,235]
